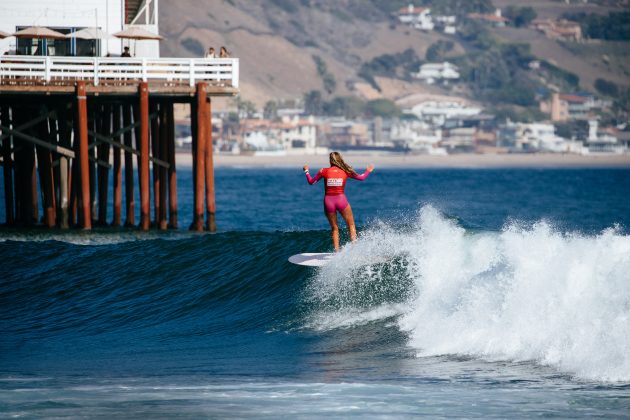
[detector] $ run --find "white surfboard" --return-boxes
[288,252,336,267]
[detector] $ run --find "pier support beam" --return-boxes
[150,101,160,226]
[205,98,216,232]
[158,102,168,230]
[1,106,14,225]
[59,156,69,229]
[112,105,122,226]
[97,105,111,226]
[191,83,207,232]
[76,82,91,229]
[139,82,150,231]
[166,103,178,229]
[124,104,135,226]
[36,115,56,228]
[57,103,72,229]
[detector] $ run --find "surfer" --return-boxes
[304,152,374,252]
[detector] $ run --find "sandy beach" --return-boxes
[176,152,630,169]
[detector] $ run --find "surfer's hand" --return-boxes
[367,164,374,172]
[303,165,309,172]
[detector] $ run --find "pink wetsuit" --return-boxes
[305,166,371,213]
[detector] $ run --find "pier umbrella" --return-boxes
[65,28,110,56]
[113,27,163,55]
[0,30,12,39]
[67,27,110,40]
[13,26,66,55]
[13,26,66,40]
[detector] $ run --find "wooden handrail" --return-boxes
[0,56,239,88]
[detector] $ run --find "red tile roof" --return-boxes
[559,94,587,103]
[468,13,509,23]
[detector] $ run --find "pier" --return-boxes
[0,55,239,231]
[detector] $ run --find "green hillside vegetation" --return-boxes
[358,49,422,91]
[503,6,537,28]
[562,11,630,40]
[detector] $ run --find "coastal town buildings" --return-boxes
[0,0,160,57]
[531,18,582,42]
[412,62,460,85]
[200,109,627,157]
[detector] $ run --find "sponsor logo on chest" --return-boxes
[327,178,343,187]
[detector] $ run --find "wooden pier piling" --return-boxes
[138,82,151,231]
[76,81,91,230]
[205,98,216,232]
[166,103,178,229]
[123,105,135,227]
[0,56,238,232]
[191,82,207,232]
[112,105,123,227]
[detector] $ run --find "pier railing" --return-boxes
[0,56,239,88]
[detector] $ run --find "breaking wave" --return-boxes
[307,205,630,382]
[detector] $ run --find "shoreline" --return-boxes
[174,152,630,169]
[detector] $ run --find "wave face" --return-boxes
[1,205,629,384]
[307,206,630,382]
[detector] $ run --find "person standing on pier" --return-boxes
[205,47,216,58]
[303,152,374,252]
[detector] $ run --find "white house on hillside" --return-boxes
[396,4,434,31]
[413,62,460,84]
[0,0,160,57]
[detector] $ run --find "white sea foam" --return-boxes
[309,205,630,382]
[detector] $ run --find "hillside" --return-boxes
[159,0,629,111]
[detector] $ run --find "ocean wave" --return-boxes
[307,205,630,382]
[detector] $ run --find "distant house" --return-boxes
[412,62,460,84]
[531,18,582,42]
[440,127,477,153]
[433,14,457,34]
[240,116,318,153]
[389,120,446,155]
[540,92,606,121]
[398,94,482,127]
[583,119,626,155]
[396,4,434,31]
[320,120,370,147]
[498,122,569,152]
[468,9,509,27]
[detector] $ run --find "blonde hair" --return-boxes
[329,151,357,176]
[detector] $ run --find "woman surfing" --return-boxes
[304,152,374,252]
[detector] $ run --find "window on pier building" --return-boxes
[16,26,101,57]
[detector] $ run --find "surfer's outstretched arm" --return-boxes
[303,165,322,184]
[350,164,374,181]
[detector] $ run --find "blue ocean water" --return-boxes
[1,166,630,418]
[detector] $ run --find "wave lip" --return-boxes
[399,206,630,383]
